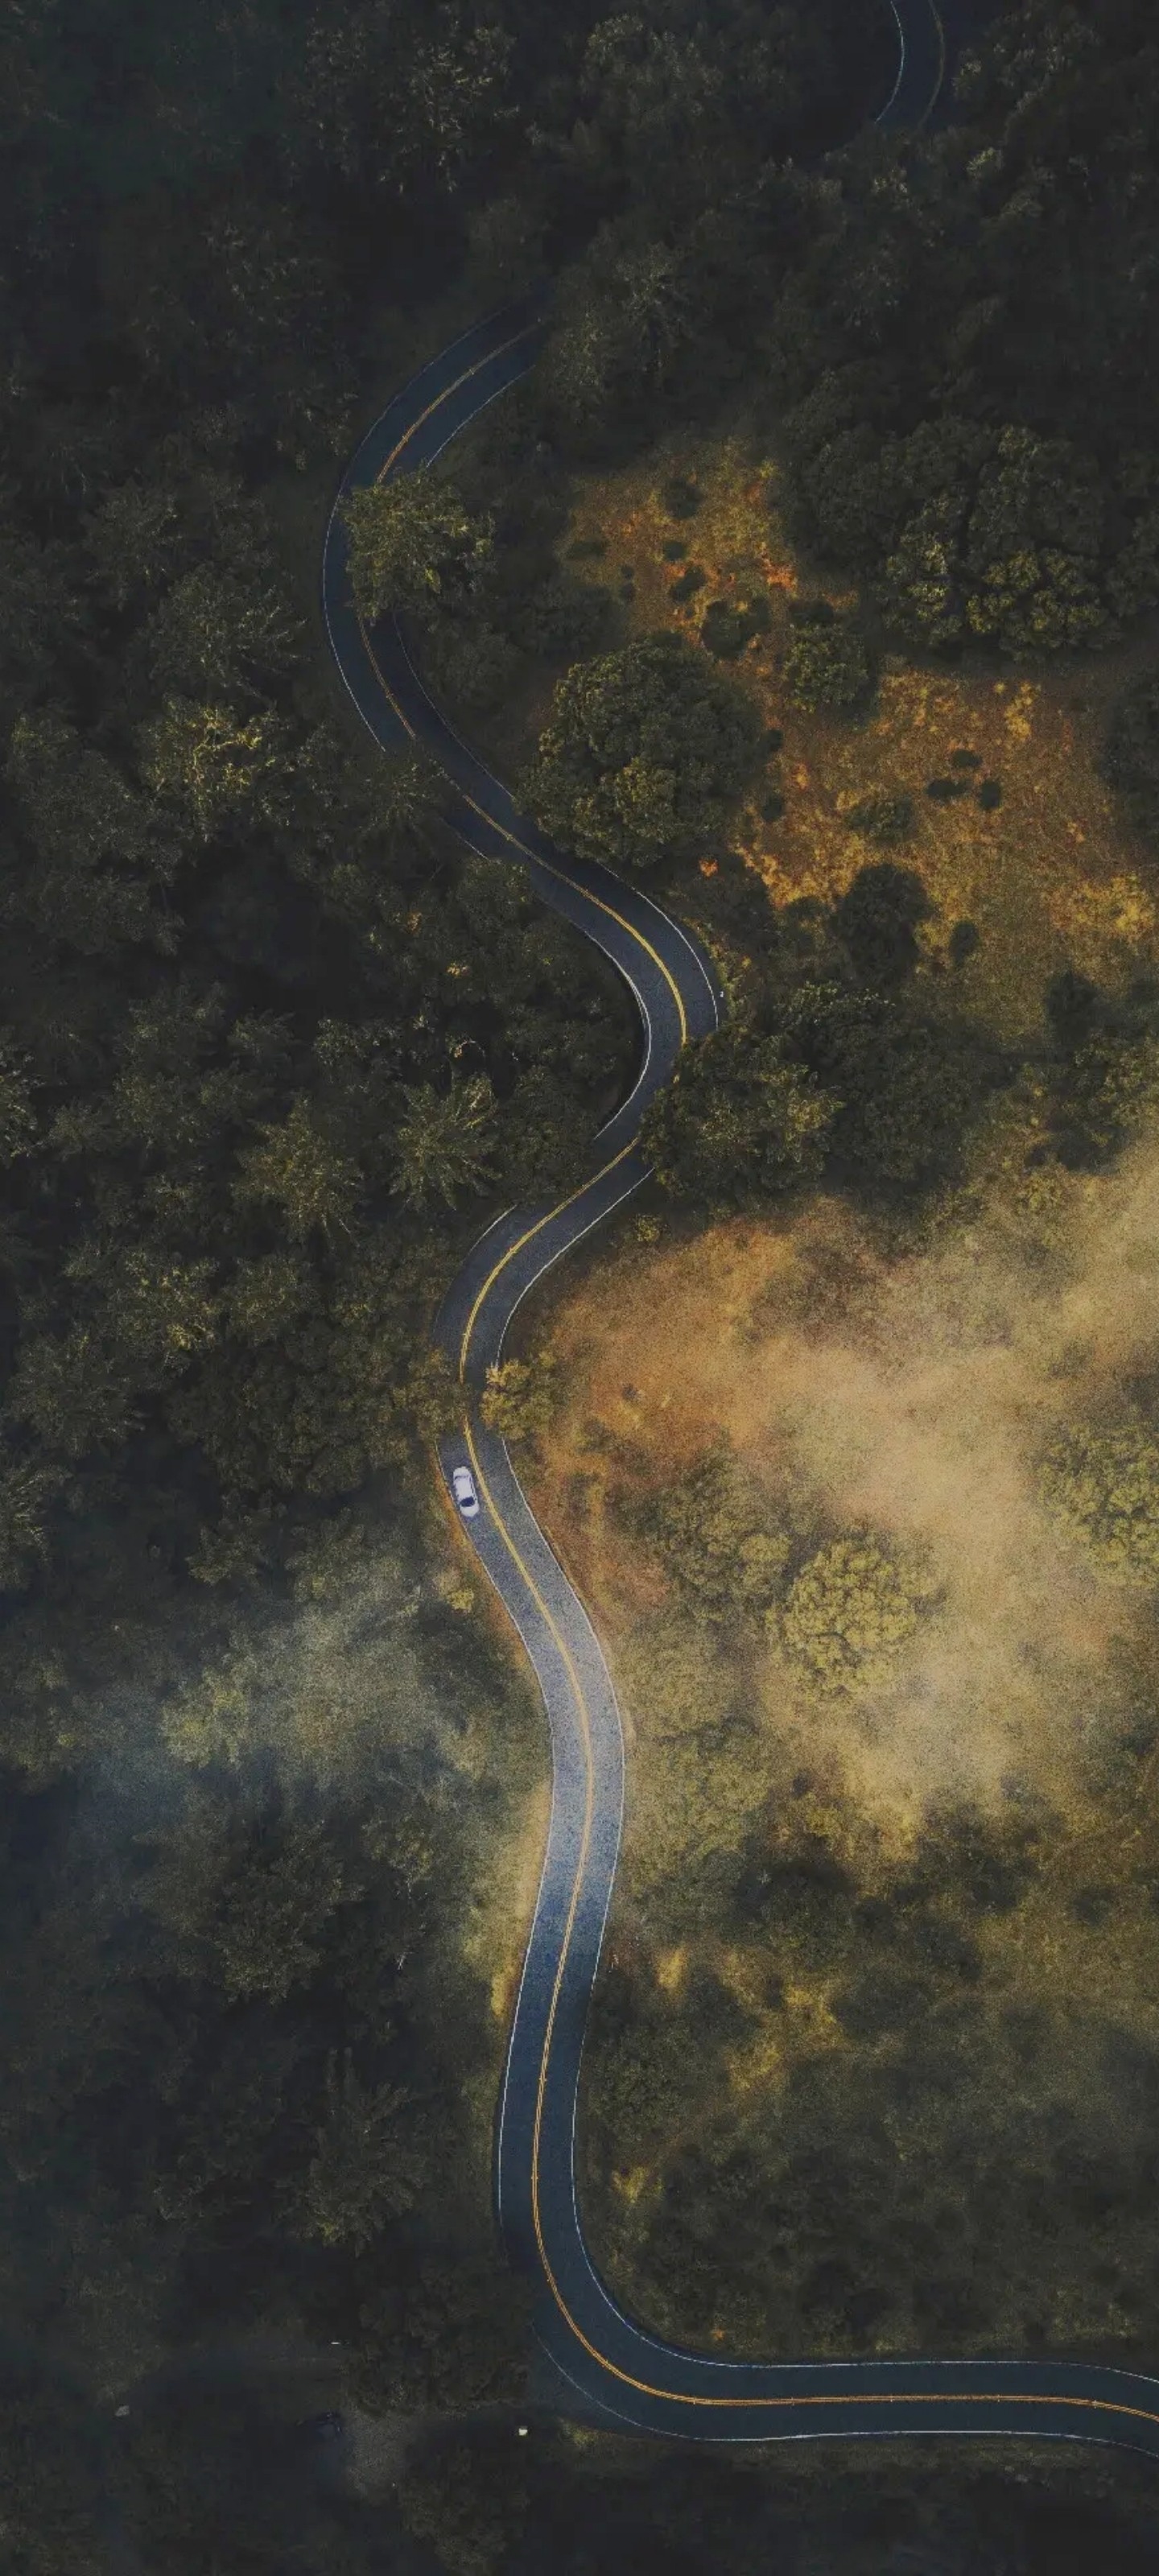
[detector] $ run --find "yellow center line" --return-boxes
[463,1426,1159,2428]
[354,611,690,1047]
[376,318,547,483]
[349,294,1159,2446]
[342,317,691,1049]
[456,1141,637,1385]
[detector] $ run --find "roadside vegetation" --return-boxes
[526,1050,1159,2370]
[5,0,1159,2569]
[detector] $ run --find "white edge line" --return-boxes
[393,613,719,1034]
[877,0,907,122]
[323,131,1159,2443]
[530,2332,1159,2449]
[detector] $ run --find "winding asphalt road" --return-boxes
[322,4,1159,2455]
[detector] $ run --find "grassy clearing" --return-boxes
[562,405,1159,1048]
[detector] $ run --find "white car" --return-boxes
[452,1465,480,1519]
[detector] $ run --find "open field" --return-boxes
[496,462,1159,2354]
[521,1108,1159,2359]
[560,415,1159,1047]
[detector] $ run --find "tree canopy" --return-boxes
[1040,1414,1159,1585]
[340,465,494,622]
[522,630,763,874]
[777,1534,935,1695]
[640,1022,837,1208]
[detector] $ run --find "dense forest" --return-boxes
[3,0,1159,2568]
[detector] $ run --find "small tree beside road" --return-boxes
[340,464,493,621]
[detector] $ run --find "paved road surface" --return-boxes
[322,2,1159,2454]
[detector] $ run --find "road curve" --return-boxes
[322,3,1159,2455]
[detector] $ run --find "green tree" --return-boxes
[962,427,1108,653]
[778,982,982,1186]
[833,862,932,989]
[6,708,184,958]
[60,1232,221,1374]
[186,1489,286,1589]
[479,1355,558,1443]
[777,1534,934,1695]
[233,1094,363,1244]
[522,630,761,875]
[559,13,731,223]
[140,1799,353,2000]
[83,475,190,612]
[0,1028,38,1160]
[0,2359,108,2576]
[397,2436,529,2576]
[535,226,702,459]
[353,2246,531,2411]
[130,562,302,702]
[393,1074,497,1209]
[876,493,969,650]
[340,465,493,621]
[285,1,515,204]
[0,511,85,726]
[1040,1415,1159,1585]
[113,2381,333,2576]
[223,1249,315,1347]
[138,696,290,841]
[620,1450,790,1624]
[400,1346,468,1440]
[5,1323,146,1459]
[641,1022,835,1208]
[783,602,875,712]
[0,1448,67,1593]
[295,2050,424,2249]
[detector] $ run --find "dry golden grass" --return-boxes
[530,1131,1159,1841]
[454,399,1159,2347]
[521,1122,1159,2315]
[565,411,1159,1045]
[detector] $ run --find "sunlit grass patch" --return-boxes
[563,416,1159,1055]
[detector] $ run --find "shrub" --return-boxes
[949,919,981,968]
[669,564,705,601]
[701,596,772,659]
[521,629,762,876]
[845,790,914,846]
[777,1534,934,1695]
[976,777,1003,809]
[783,605,875,712]
[950,747,982,770]
[1040,1414,1159,1584]
[662,539,687,562]
[641,1022,836,1208]
[833,862,932,988]
[925,774,972,802]
[620,1451,790,1625]
[661,474,702,519]
[1062,1033,1159,1158]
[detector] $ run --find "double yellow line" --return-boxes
[348,320,695,1378]
[344,305,1159,2439]
[461,1426,1159,2430]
